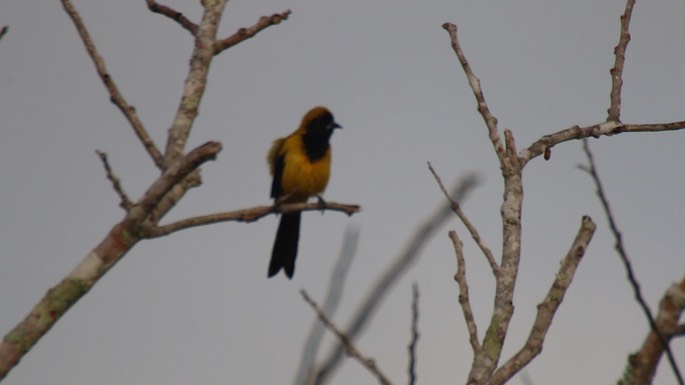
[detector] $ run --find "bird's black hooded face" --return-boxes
[301,107,342,161]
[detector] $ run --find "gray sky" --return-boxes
[1,0,684,384]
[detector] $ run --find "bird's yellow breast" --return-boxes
[278,135,331,202]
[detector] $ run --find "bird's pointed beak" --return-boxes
[332,122,342,130]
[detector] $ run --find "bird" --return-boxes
[267,106,342,279]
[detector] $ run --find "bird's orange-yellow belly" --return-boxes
[280,150,331,202]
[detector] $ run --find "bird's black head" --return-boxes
[301,106,342,161]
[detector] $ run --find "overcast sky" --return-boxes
[1,0,684,384]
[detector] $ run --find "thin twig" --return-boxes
[301,290,394,385]
[60,0,165,169]
[214,10,291,55]
[142,201,360,238]
[407,283,420,385]
[442,23,504,164]
[449,231,480,353]
[429,162,499,275]
[607,0,636,122]
[95,150,133,210]
[581,139,684,385]
[296,226,360,385]
[146,0,198,34]
[489,216,596,385]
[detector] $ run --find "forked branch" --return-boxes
[489,216,596,385]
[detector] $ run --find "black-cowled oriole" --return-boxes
[267,106,342,279]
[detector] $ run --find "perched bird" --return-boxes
[267,106,342,279]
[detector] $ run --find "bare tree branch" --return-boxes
[407,283,420,385]
[96,150,133,210]
[297,226,360,385]
[61,0,165,169]
[313,174,479,385]
[0,144,223,382]
[449,230,480,353]
[442,23,504,167]
[581,139,684,385]
[142,201,360,238]
[135,141,222,218]
[301,290,394,385]
[619,277,685,385]
[163,0,228,166]
[445,26,524,384]
[607,0,636,122]
[429,162,499,275]
[518,120,685,167]
[146,0,198,35]
[214,10,291,55]
[489,216,596,385]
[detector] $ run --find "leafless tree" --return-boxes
[1,1,683,385]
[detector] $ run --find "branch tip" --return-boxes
[95,150,133,210]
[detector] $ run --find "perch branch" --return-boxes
[449,230,480,353]
[301,290,393,385]
[581,139,683,385]
[489,216,596,385]
[141,201,361,238]
[146,0,198,35]
[96,150,133,210]
[429,162,499,275]
[214,10,291,55]
[61,0,164,169]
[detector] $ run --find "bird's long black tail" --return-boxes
[268,212,301,279]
